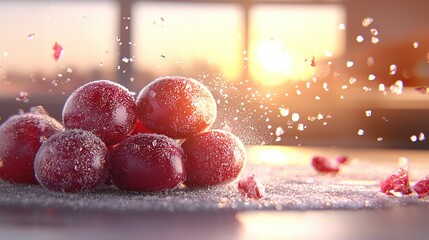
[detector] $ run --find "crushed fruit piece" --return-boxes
[311,156,340,173]
[336,156,348,164]
[52,42,63,61]
[413,175,429,199]
[415,87,428,94]
[380,165,412,196]
[238,175,265,200]
[305,56,316,67]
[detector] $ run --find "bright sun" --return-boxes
[251,40,315,86]
[256,40,292,74]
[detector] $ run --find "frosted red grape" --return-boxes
[181,130,246,187]
[136,76,217,139]
[34,129,110,192]
[110,133,186,192]
[0,113,63,184]
[62,80,137,146]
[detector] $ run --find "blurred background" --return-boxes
[0,0,428,149]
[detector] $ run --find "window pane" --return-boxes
[0,1,118,97]
[132,2,243,82]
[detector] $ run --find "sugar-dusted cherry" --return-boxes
[181,130,246,187]
[34,129,110,192]
[62,80,137,146]
[380,165,412,196]
[110,133,186,192]
[136,76,217,139]
[0,112,64,184]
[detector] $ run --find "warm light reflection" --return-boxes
[247,145,312,165]
[236,211,335,239]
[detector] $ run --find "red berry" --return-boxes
[413,175,429,199]
[380,165,412,196]
[311,156,340,173]
[34,129,110,192]
[62,80,137,146]
[136,76,217,139]
[110,134,186,192]
[0,113,63,184]
[181,130,246,187]
[238,175,265,199]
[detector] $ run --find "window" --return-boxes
[132,2,243,82]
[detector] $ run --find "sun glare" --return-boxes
[251,39,315,86]
[256,40,292,74]
[249,4,345,86]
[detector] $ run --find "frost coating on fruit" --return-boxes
[181,129,246,187]
[0,113,64,184]
[34,129,110,192]
[110,133,186,192]
[136,76,217,139]
[62,80,137,146]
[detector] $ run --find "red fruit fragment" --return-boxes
[110,134,186,192]
[52,42,63,61]
[34,129,110,192]
[238,175,265,200]
[62,80,137,146]
[336,155,348,164]
[306,56,316,67]
[311,156,339,173]
[380,165,412,196]
[181,130,246,187]
[413,175,429,199]
[415,87,428,94]
[136,76,217,139]
[0,112,64,184]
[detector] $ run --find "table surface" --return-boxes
[1,146,429,240]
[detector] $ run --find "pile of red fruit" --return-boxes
[0,76,247,193]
